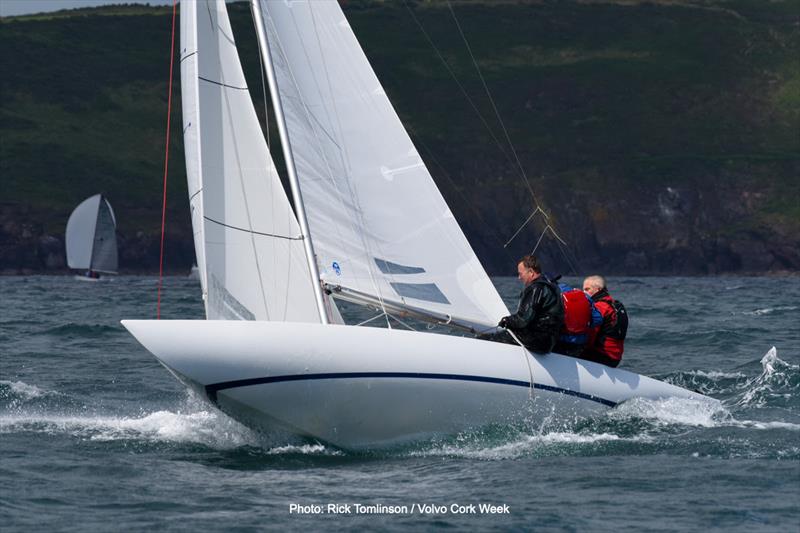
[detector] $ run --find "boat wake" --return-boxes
[0,391,254,449]
[405,393,798,461]
[0,385,341,455]
[401,348,799,460]
[2,346,796,460]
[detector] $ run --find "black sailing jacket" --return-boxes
[505,276,564,353]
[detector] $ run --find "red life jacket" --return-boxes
[561,289,593,335]
[586,292,626,362]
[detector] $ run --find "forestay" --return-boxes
[65,194,118,273]
[180,0,320,322]
[257,0,508,329]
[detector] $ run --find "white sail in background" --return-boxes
[257,0,508,328]
[65,194,118,273]
[180,0,321,322]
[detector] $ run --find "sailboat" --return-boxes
[65,193,118,280]
[123,0,710,449]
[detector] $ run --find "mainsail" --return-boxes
[180,0,321,322]
[255,0,508,329]
[65,194,118,274]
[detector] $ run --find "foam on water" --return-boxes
[736,347,799,407]
[610,396,726,428]
[0,380,48,401]
[742,306,799,316]
[410,357,800,460]
[664,346,799,402]
[0,408,258,449]
[265,443,342,456]
[0,389,343,455]
[682,370,747,379]
[409,430,648,460]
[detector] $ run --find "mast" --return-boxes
[250,0,329,324]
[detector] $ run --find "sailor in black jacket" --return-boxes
[481,255,564,354]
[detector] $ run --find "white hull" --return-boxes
[122,320,708,449]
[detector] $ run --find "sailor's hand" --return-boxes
[498,316,510,329]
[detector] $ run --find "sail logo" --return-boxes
[332,262,341,276]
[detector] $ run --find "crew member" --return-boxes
[480,255,563,354]
[581,275,627,367]
[553,281,602,357]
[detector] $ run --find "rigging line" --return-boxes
[445,0,539,206]
[402,1,514,168]
[408,0,568,270]
[530,224,580,276]
[530,224,550,256]
[551,229,581,276]
[355,312,388,327]
[204,216,303,240]
[505,328,535,399]
[545,223,568,247]
[156,0,177,320]
[415,137,515,262]
[388,314,418,332]
[503,206,546,249]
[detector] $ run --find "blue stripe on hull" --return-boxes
[205,372,617,408]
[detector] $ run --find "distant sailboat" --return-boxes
[65,194,118,280]
[123,0,712,449]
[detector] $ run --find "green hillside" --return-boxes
[1,0,798,274]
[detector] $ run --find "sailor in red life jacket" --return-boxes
[553,281,602,357]
[581,275,628,368]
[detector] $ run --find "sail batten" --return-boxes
[257,0,508,327]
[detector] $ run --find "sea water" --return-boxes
[1,276,798,531]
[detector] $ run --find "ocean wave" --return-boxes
[665,369,749,395]
[407,430,646,460]
[610,396,726,428]
[265,443,342,456]
[729,420,800,431]
[41,323,120,337]
[742,306,799,316]
[736,347,800,408]
[0,380,48,401]
[606,393,800,435]
[0,391,342,454]
[685,370,748,379]
[0,406,259,449]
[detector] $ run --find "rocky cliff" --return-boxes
[1,1,798,275]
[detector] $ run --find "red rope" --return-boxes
[157,0,178,319]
